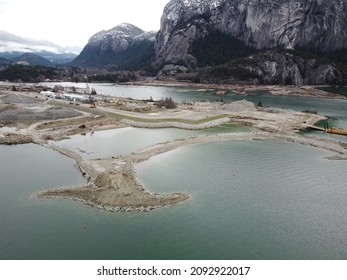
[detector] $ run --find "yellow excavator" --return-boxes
[90,102,96,108]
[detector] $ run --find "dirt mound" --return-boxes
[224,100,257,112]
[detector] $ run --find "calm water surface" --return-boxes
[53,124,252,159]
[1,140,346,260]
[136,141,347,260]
[1,85,347,260]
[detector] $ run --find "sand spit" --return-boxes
[37,143,190,212]
[129,132,347,164]
[2,90,347,212]
[37,130,347,212]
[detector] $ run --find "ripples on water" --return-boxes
[1,85,347,260]
[1,135,346,260]
[136,140,347,260]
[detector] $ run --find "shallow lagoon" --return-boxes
[53,124,252,159]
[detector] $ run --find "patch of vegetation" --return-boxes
[193,47,346,85]
[88,72,138,83]
[324,48,347,84]
[194,62,260,83]
[71,40,156,72]
[295,47,347,84]
[0,65,57,82]
[317,86,347,97]
[156,97,177,109]
[302,110,318,114]
[189,30,257,67]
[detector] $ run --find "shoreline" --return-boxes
[36,130,347,212]
[37,127,347,212]
[128,80,347,100]
[1,88,347,212]
[36,141,190,211]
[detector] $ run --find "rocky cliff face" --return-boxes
[155,0,347,70]
[199,50,342,86]
[251,51,341,85]
[71,23,157,68]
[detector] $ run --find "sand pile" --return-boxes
[223,99,257,112]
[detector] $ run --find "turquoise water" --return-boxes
[0,140,347,260]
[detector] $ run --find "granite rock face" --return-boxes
[231,51,342,85]
[155,0,347,70]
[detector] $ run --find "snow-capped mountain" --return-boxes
[0,30,78,64]
[88,23,155,48]
[70,23,157,69]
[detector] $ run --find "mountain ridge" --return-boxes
[0,30,78,64]
[70,23,157,69]
[2,1,347,85]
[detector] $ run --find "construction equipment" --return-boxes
[90,102,96,108]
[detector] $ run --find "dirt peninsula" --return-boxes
[1,86,346,211]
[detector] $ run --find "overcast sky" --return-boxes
[0,0,169,47]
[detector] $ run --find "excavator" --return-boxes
[90,102,97,108]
